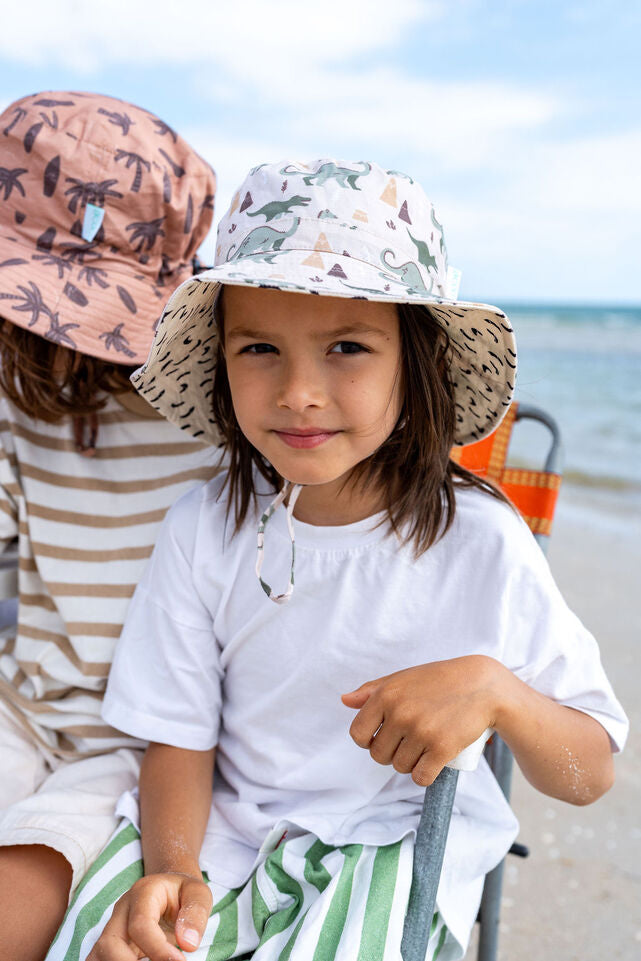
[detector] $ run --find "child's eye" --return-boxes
[329,341,369,355]
[240,343,277,355]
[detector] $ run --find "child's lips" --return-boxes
[273,428,339,449]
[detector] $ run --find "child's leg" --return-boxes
[0,747,142,959]
[0,699,49,811]
[0,843,72,961]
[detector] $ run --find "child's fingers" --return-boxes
[175,879,214,952]
[88,897,145,960]
[348,695,385,748]
[368,723,403,766]
[410,750,448,787]
[391,737,425,775]
[125,881,186,961]
[341,677,385,708]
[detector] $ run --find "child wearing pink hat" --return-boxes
[0,91,221,958]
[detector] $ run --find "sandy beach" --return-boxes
[465,482,641,960]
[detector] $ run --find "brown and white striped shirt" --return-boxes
[0,390,223,759]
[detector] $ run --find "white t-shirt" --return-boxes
[103,474,627,951]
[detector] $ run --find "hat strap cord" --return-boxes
[255,481,303,604]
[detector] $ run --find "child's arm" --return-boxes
[91,742,215,961]
[342,656,614,805]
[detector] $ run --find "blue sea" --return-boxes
[498,304,641,505]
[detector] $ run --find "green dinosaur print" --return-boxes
[280,161,372,190]
[386,169,414,183]
[379,253,432,294]
[407,229,438,274]
[430,208,446,257]
[226,219,300,263]
[246,195,312,221]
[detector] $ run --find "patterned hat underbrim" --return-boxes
[131,255,517,447]
[0,232,193,364]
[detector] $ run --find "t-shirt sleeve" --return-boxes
[498,518,628,753]
[102,487,223,750]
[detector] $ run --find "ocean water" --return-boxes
[498,304,641,499]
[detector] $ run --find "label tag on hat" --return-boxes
[82,203,105,242]
[445,265,462,300]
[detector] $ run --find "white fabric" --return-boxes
[102,475,628,951]
[0,700,142,890]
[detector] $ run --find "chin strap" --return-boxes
[256,481,303,604]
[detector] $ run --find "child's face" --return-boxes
[223,286,402,492]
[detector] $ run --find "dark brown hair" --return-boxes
[212,297,511,558]
[0,318,136,422]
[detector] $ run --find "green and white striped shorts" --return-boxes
[46,821,452,961]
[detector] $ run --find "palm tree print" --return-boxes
[152,119,177,142]
[0,167,28,201]
[158,148,184,178]
[43,313,79,348]
[77,265,109,289]
[125,217,166,253]
[0,281,53,326]
[59,240,100,266]
[2,107,26,137]
[98,323,135,358]
[64,177,123,214]
[31,253,73,279]
[114,150,151,193]
[98,108,135,136]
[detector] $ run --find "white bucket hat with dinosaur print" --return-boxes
[132,159,517,446]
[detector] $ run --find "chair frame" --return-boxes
[401,404,563,961]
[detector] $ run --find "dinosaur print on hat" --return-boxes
[130,158,517,448]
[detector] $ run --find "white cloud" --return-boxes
[0,0,438,72]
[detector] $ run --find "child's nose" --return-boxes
[277,358,325,411]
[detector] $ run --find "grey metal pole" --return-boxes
[401,767,459,961]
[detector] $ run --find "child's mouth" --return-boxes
[273,429,338,449]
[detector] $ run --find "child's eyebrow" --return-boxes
[226,322,389,342]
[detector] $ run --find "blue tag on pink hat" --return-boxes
[82,203,105,242]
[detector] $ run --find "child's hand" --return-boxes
[88,871,212,961]
[342,656,505,786]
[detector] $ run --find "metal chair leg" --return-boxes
[477,737,514,961]
[402,767,459,961]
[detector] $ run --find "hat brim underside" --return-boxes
[132,253,517,447]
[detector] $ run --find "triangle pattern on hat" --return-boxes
[352,209,368,222]
[328,263,348,279]
[229,191,240,216]
[314,232,332,252]
[240,191,253,213]
[302,251,325,269]
[398,200,412,224]
[380,179,397,207]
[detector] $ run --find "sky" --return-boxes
[1,0,639,304]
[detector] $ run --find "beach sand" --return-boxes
[465,483,641,959]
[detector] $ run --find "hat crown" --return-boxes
[215,159,448,299]
[0,91,215,290]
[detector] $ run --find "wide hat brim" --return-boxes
[0,232,195,364]
[131,253,517,447]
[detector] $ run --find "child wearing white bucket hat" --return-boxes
[49,160,626,961]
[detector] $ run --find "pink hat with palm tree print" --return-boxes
[0,91,215,363]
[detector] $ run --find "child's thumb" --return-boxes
[175,879,213,953]
[341,681,377,708]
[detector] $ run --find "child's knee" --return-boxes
[0,844,72,960]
